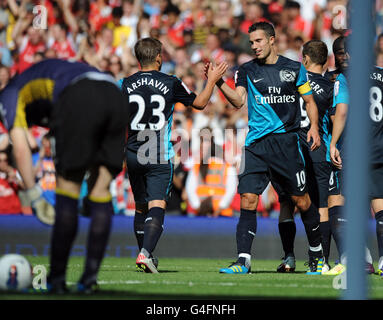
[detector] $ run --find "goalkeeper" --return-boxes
[0,58,128,293]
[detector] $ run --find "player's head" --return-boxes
[134,37,163,70]
[248,22,276,62]
[302,40,328,68]
[333,36,349,72]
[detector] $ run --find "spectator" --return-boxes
[89,0,112,32]
[0,63,10,89]
[376,32,383,55]
[120,0,139,43]
[186,130,237,217]
[0,150,23,214]
[173,46,191,78]
[268,1,283,27]
[284,0,313,41]
[95,26,115,62]
[109,53,124,79]
[163,4,185,48]
[0,0,10,47]
[377,51,383,68]
[34,133,56,207]
[191,33,224,64]
[48,23,76,59]
[213,0,232,29]
[108,6,133,49]
[12,23,46,73]
[240,1,267,34]
[0,120,9,150]
[192,6,218,46]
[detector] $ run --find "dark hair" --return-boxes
[164,4,180,16]
[333,36,347,54]
[248,21,275,38]
[134,38,162,67]
[302,40,328,66]
[285,1,300,9]
[112,6,123,18]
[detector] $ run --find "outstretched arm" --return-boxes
[216,80,246,109]
[204,63,246,109]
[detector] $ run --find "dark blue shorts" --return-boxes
[278,161,332,208]
[126,149,173,204]
[53,79,128,183]
[237,132,306,196]
[370,164,383,199]
[329,167,342,196]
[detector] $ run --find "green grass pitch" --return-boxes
[1,256,383,299]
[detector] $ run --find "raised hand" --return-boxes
[206,62,228,83]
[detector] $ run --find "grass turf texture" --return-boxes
[1,256,383,299]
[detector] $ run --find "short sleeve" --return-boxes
[234,65,248,90]
[332,74,349,108]
[117,78,124,90]
[296,64,312,96]
[172,77,197,107]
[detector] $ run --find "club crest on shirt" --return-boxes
[279,69,296,82]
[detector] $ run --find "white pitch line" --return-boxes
[66,279,339,290]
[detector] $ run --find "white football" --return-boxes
[0,254,33,291]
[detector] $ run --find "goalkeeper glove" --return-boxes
[27,185,55,226]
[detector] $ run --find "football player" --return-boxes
[0,59,128,293]
[119,38,227,273]
[276,39,334,273]
[207,22,325,275]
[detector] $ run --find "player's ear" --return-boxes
[302,54,308,67]
[155,53,162,66]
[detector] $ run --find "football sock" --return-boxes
[142,207,165,254]
[236,209,257,255]
[237,253,251,269]
[379,256,383,270]
[319,220,331,263]
[365,247,373,264]
[300,203,323,258]
[134,210,146,251]
[376,210,383,259]
[81,198,113,282]
[49,193,79,280]
[278,219,296,257]
[329,205,346,259]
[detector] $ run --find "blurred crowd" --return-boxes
[1,0,383,217]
